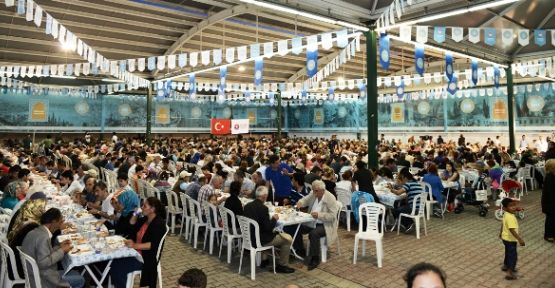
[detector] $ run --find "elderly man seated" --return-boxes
[293,180,339,270]
[243,186,295,274]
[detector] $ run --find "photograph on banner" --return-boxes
[155,104,170,124]
[313,108,324,125]
[246,108,257,125]
[29,99,48,122]
[491,97,508,122]
[390,103,405,123]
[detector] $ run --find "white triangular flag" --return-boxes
[201,50,210,65]
[138,58,145,72]
[501,29,514,46]
[278,40,288,56]
[517,29,529,46]
[551,30,555,46]
[212,49,222,65]
[237,46,247,61]
[400,26,412,42]
[58,25,66,44]
[5,0,15,7]
[73,63,80,76]
[77,40,83,56]
[451,27,463,42]
[157,56,165,70]
[33,5,42,27]
[82,63,90,75]
[51,19,58,39]
[307,35,318,52]
[322,33,333,50]
[190,52,198,67]
[468,28,480,44]
[225,47,235,63]
[25,0,33,21]
[166,54,175,69]
[416,26,428,43]
[264,42,274,57]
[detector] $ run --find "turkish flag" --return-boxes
[210,119,231,135]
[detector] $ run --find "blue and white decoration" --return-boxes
[471,59,478,86]
[379,33,390,70]
[254,58,264,88]
[268,91,275,105]
[493,65,500,89]
[484,28,496,46]
[189,74,196,99]
[518,29,529,46]
[445,52,454,81]
[358,83,367,100]
[502,29,513,46]
[396,80,405,98]
[328,86,335,101]
[415,44,425,76]
[535,29,546,47]
[468,28,480,44]
[306,49,318,78]
[219,66,226,95]
[433,26,446,43]
[447,75,458,96]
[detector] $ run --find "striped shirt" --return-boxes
[404,181,423,209]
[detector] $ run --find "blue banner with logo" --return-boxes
[254,58,264,88]
[306,50,318,78]
[447,75,458,95]
[415,44,425,76]
[433,26,446,43]
[189,74,196,98]
[471,59,478,86]
[484,28,497,46]
[494,65,500,89]
[445,52,454,81]
[534,29,546,46]
[379,33,390,70]
[219,66,226,95]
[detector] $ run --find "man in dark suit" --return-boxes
[243,186,295,273]
[21,208,85,288]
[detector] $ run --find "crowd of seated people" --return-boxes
[0,131,554,282]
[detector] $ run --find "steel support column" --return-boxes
[146,86,153,146]
[276,90,282,140]
[505,64,516,154]
[366,30,379,168]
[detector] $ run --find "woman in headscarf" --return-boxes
[112,174,140,237]
[1,180,28,209]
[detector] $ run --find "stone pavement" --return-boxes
[159,190,555,288]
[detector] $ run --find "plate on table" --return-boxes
[75,211,93,219]
[58,233,84,243]
[105,235,126,249]
[70,244,94,256]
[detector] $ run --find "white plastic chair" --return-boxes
[336,186,353,231]
[179,193,193,240]
[353,202,386,267]
[0,214,11,237]
[0,241,25,287]
[419,182,440,220]
[204,203,223,255]
[519,165,535,193]
[396,193,428,239]
[409,167,422,175]
[166,191,183,235]
[307,201,342,263]
[236,215,276,280]
[218,206,242,264]
[189,198,208,249]
[125,225,169,288]
[17,246,42,288]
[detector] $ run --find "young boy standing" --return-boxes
[499,198,525,280]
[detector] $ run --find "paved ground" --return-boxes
[159,190,555,288]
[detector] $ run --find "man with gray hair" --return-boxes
[243,186,295,274]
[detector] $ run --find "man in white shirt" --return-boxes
[519,135,528,151]
[59,170,83,196]
[540,136,548,152]
[89,181,115,229]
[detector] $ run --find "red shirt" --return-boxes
[136,223,149,255]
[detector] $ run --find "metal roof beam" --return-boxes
[511,6,555,58]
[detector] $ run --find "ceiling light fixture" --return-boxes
[238,66,246,72]
[49,75,77,79]
[382,0,521,30]
[388,34,508,68]
[102,78,125,83]
[238,0,369,31]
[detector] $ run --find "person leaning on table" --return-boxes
[294,180,339,271]
[243,186,295,274]
[109,197,167,288]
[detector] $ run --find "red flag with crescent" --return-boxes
[210,119,231,135]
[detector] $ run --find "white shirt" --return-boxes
[112,135,118,143]
[101,193,115,223]
[519,139,528,148]
[62,180,84,195]
[310,198,324,225]
[256,165,267,181]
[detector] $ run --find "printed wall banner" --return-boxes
[491,98,508,121]
[390,103,405,123]
[246,108,257,125]
[526,95,545,112]
[155,104,170,124]
[313,108,324,125]
[28,99,48,122]
[417,101,431,115]
[460,98,475,114]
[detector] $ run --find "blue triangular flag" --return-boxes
[219,66,227,94]
[306,49,318,78]
[433,26,446,43]
[484,28,496,46]
[396,80,405,97]
[415,44,425,76]
[268,91,275,105]
[359,84,367,99]
[328,87,335,100]
[189,74,196,98]
[493,65,500,89]
[471,59,478,86]
[254,58,264,88]
[379,33,390,70]
[534,29,546,46]
[447,75,458,95]
[445,52,454,81]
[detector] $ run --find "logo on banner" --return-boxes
[491,98,508,121]
[211,119,231,135]
[313,108,324,125]
[231,119,249,134]
[155,105,170,124]
[29,99,48,122]
[391,103,405,123]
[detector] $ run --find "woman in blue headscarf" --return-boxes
[112,174,140,237]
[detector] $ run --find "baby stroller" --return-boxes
[454,172,489,217]
[494,179,525,221]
